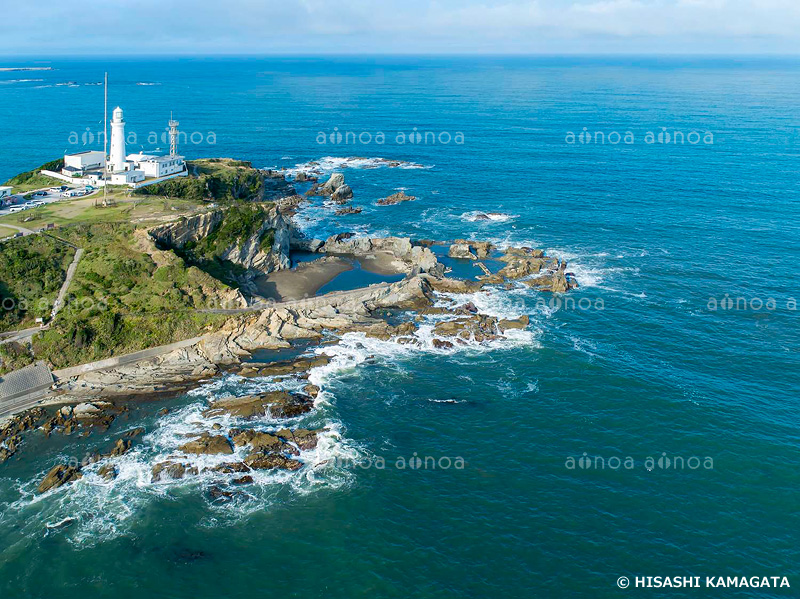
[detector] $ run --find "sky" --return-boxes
[2,0,799,56]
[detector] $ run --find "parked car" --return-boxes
[8,206,23,212]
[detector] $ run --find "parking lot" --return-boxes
[0,184,96,218]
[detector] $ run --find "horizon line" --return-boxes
[3,51,800,61]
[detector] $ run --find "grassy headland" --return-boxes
[2,159,66,192]
[0,158,280,373]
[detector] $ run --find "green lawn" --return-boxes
[0,225,19,238]
[0,194,205,228]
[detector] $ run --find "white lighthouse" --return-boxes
[108,106,127,172]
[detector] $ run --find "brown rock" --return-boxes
[448,240,494,260]
[38,464,82,493]
[432,339,455,349]
[210,462,251,474]
[434,314,500,343]
[287,428,322,450]
[376,191,416,206]
[151,461,198,482]
[179,434,234,455]
[244,452,303,471]
[331,184,353,203]
[479,273,505,285]
[204,390,314,419]
[424,277,485,294]
[0,408,45,445]
[239,354,331,378]
[498,315,530,331]
[97,464,118,481]
[208,486,236,501]
[523,271,573,293]
[106,438,132,457]
[335,206,362,215]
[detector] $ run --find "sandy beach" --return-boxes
[253,256,354,301]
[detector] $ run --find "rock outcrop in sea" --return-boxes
[376,191,415,205]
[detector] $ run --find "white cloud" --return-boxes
[1,0,799,54]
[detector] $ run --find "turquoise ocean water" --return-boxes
[0,57,798,597]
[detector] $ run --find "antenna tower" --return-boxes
[169,112,180,156]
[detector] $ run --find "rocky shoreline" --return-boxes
[0,168,577,494]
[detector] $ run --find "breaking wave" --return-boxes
[285,156,432,176]
[459,211,517,223]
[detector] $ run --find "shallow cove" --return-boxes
[253,253,406,301]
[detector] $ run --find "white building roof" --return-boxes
[128,153,184,163]
[65,150,104,157]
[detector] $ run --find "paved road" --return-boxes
[53,335,206,380]
[0,326,43,346]
[0,336,206,421]
[0,222,35,237]
[0,384,54,421]
[0,281,396,421]
[50,247,84,320]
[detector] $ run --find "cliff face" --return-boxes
[148,211,223,248]
[148,204,292,278]
[216,219,291,273]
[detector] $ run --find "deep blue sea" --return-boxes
[0,56,798,598]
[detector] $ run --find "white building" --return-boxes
[62,106,187,188]
[110,170,145,185]
[63,150,105,176]
[127,153,186,178]
[0,186,12,200]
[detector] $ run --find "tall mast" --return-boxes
[102,72,108,207]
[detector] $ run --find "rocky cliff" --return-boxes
[148,204,292,278]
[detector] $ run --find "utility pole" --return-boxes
[100,72,108,208]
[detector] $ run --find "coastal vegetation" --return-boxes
[0,234,76,332]
[135,158,264,203]
[2,158,65,192]
[0,221,236,372]
[29,223,232,369]
[192,203,271,258]
[168,203,279,286]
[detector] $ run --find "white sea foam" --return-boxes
[459,211,517,223]
[285,156,431,176]
[0,78,43,84]
[5,362,369,541]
